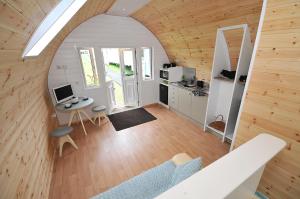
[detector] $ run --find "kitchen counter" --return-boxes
[170,82,209,96]
[168,82,208,125]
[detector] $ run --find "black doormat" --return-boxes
[108,108,157,131]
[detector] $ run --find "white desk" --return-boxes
[56,97,95,135]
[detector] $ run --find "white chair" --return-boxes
[50,126,78,157]
[92,105,107,126]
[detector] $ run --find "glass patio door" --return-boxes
[119,48,139,107]
[102,48,124,112]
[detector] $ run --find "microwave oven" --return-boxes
[160,70,169,80]
[160,67,184,82]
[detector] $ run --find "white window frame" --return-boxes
[78,47,100,89]
[23,0,87,57]
[141,47,154,81]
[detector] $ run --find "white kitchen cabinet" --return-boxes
[168,84,208,125]
[191,96,208,124]
[168,85,179,109]
[177,88,192,116]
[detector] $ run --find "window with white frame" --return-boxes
[141,47,153,80]
[23,0,87,57]
[79,48,100,88]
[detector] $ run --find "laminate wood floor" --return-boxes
[49,105,229,199]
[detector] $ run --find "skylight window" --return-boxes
[22,0,87,58]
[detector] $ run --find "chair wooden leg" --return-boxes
[59,141,63,157]
[66,135,78,149]
[58,135,78,157]
[58,136,67,157]
[98,114,101,126]
[101,112,108,124]
[92,111,107,127]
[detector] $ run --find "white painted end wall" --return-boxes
[48,14,169,124]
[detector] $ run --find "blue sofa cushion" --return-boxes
[170,158,202,186]
[92,160,177,199]
[91,158,201,199]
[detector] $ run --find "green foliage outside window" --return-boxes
[79,49,100,88]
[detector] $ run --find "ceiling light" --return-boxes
[22,0,87,58]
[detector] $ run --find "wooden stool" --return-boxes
[50,126,78,157]
[92,105,107,126]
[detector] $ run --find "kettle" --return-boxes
[197,80,204,88]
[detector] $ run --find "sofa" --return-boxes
[91,153,202,199]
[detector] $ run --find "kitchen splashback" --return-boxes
[182,67,196,80]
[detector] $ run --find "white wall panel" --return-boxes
[48,14,169,124]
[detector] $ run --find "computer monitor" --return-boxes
[52,84,74,103]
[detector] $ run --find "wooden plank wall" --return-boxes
[0,1,59,198]
[132,0,263,80]
[232,0,300,198]
[0,0,115,198]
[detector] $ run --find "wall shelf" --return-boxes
[204,24,253,147]
[206,125,224,136]
[214,76,234,83]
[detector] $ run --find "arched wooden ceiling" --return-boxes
[132,0,263,80]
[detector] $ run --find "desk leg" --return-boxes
[77,110,87,136]
[79,109,95,125]
[68,111,76,126]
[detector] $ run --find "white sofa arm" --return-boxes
[156,134,286,199]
